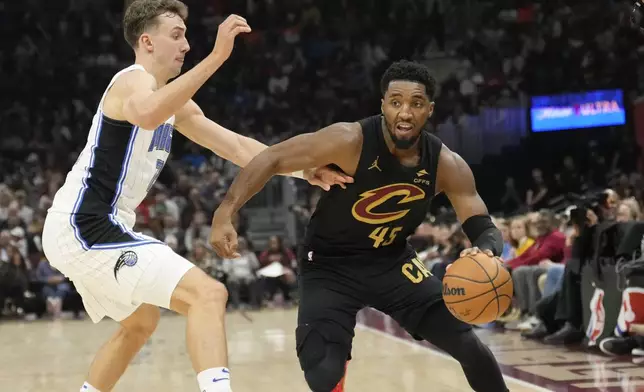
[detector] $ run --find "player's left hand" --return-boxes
[305,166,354,191]
[210,215,240,258]
[455,247,504,266]
[460,247,494,258]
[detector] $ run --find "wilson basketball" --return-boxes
[442,253,513,324]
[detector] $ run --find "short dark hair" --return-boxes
[380,60,437,100]
[123,0,189,49]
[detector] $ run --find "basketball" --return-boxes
[442,253,513,324]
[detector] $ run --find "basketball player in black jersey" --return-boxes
[210,60,508,392]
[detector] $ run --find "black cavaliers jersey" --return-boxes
[303,115,443,258]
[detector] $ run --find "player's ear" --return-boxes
[140,33,154,53]
[380,98,384,115]
[428,101,435,117]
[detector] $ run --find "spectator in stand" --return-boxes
[258,235,297,307]
[35,257,71,319]
[526,169,550,211]
[499,216,535,322]
[616,198,643,222]
[506,210,567,330]
[184,210,211,255]
[497,219,516,261]
[222,237,262,310]
[188,239,219,278]
[0,245,29,317]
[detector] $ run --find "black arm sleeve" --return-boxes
[461,215,503,257]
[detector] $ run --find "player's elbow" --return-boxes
[124,100,165,130]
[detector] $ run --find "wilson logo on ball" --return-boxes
[443,285,466,296]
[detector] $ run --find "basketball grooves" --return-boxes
[442,276,512,305]
[468,256,501,317]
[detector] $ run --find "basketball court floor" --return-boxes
[1,307,642,391]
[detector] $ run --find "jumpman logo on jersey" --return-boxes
[368,156,382,172]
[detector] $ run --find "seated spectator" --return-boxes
[509,216,535,257]
[35,257,71,319]
[189,239,220,279]
[506,210,566,330]
[258,235,297,307]
[499,216,535,322]
[0,245,29,318]
[222,237,262,310]
[616,198,642,222]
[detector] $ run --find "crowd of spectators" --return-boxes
[1,0,643,363]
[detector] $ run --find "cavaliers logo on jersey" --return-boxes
[351,183,426,225]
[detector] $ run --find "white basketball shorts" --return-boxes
[42,212,195,323]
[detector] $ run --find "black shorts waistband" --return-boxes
[298,244,415,263]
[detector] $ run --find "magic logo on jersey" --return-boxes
[351,183,426,225]
[148,123,173,153]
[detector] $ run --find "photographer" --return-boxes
[523,190,617,344]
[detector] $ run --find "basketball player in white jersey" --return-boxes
[41,1,351,392]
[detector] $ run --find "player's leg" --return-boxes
[296,257,365,391]
[76,241,229,392]
[414,302,508,392]
[130,244,231,392]
[374,252,508,392]
[83,304,161,391]
[168,267,232,388]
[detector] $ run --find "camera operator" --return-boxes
[523,190,618,344]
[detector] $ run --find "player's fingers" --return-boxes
[228,19,251,32]
[329,172,350,183]
[460,247,479,257]
[223,14,246,27]
[446,263,452,271]
[311,178,331,191]
[223,243,232,258]
[483,249,494,257]
[229,14,247,24]
[342,174,354,183]
[231,25,252,36]
[211,240,223,256]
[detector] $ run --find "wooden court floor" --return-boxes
[0,308,641,391]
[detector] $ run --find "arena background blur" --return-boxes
[2,0,644,377]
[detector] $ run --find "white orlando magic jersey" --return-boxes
[49,64,174,250]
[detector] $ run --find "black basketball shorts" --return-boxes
[296,247,471,352]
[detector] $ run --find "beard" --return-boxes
[385,122,421,149]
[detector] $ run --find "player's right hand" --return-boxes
[210,217,241,259]
[212,15,252,62]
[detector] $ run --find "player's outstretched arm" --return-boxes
[209,122,361,257]
[109,15,251,130]
[174,100,354,189]
[436,145,503,258]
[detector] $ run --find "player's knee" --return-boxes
[297,326,347,392]
[172,268,228,314]
[121,306,160,341]
[451,330,492,363]
[195,278,228,310]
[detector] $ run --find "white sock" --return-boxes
[80,382,101,392]
[197,367,232,392]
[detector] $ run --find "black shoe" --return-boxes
[522,323,550,340]
[543,322,585,345]
[599,336,638,356]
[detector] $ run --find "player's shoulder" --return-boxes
[324,121,362,143]
[111,68,157,95]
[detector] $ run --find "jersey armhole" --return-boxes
[97,64,147,113]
